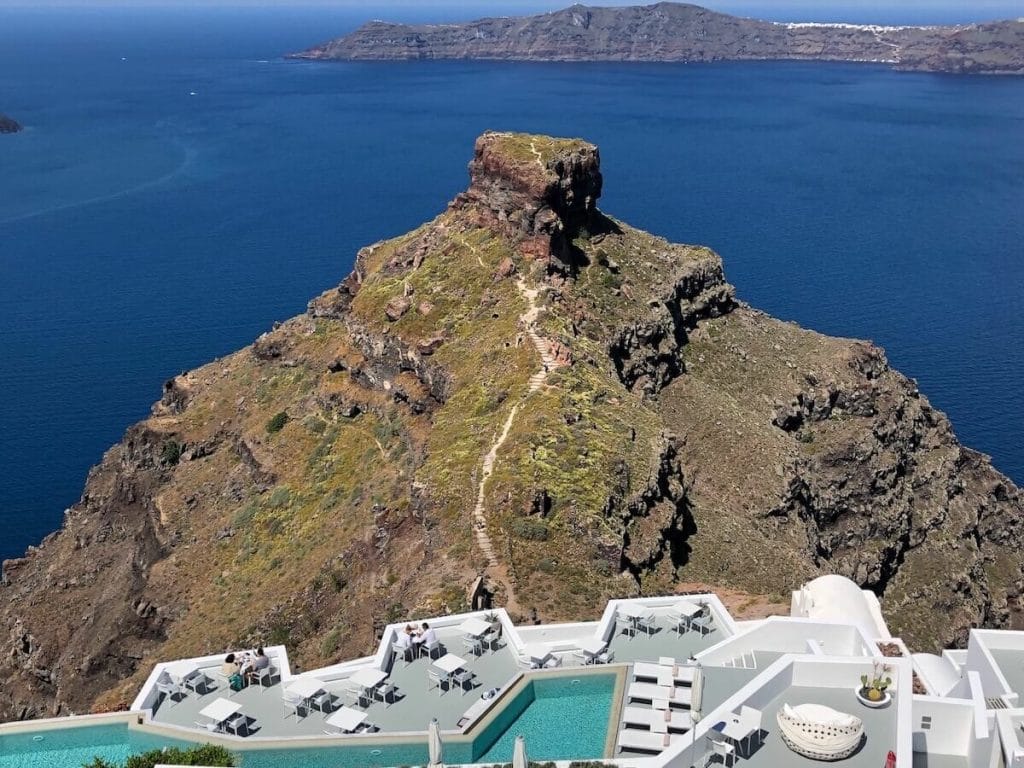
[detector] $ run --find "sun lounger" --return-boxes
[633,662,696,684]
[617,729,681,753]
[627,682,692,706]
[622,705,692,732]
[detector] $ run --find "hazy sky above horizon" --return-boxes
[2,0,1021,25]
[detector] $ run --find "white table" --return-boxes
[350,668,387,691]
[722,719,757,757]
[618,603,651,620]
[199,697,242,730]
[165,661,198,684]
[459,617,492,637]
[674,600,703,618]
[326,705,368,733]
[523,644,552,665]
[433,653,467,676]
[287,678,327,700]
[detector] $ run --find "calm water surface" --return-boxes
[1,7,1023,562]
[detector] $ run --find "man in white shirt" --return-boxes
[413,622,438,657]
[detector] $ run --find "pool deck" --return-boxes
[151,627,520,738]
[700,685,900,768]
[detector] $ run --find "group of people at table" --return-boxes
[220,647,271,689]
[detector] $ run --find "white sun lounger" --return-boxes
[623,706,692,732]
[627,682,692,706]
[617,729,682,753]
[633,662,696,684]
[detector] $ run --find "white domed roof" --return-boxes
[798,575,887,639]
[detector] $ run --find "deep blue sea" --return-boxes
[1,6,1023,564]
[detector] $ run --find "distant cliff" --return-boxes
[291,2,1024,75]
[0,114,21,134]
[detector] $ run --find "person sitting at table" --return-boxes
[221,653,245,690]
[412,622,438,657]
[393,626,413,663]
[245,647,270,684]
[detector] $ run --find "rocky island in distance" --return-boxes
[291,1,1024,75]
[2,132,1023,721]
[0,114,22,134]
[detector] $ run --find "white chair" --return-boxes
[543,655,562,669]
[156,678,185,707]
[481,631,501,652]
[282,692,307,719]
[635,614,657,637]
[462,635,483,656]
[254,665,277,691]
[452,669,475,695]
[709,739,736,767]
[224,712,250,736]
[373,682,399,707]
[690,614,713,635]
[421,637,443,660]
[310,690,334,713]
[427,668,444,696]
[345,685,369,708]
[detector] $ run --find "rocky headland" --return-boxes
[292,2,1024,75]
[0,114,22,134]
[2,132,1023,722]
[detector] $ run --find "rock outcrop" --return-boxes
[2,131,1023,723]
[0,114,22,134]
[291,2,1024,75]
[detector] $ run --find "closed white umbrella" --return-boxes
[428,718,444,768]
[513,734,528,768]
[691,662,704,722]
[690,662,704,758]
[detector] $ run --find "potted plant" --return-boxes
[856,661,893,707]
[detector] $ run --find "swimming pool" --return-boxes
[0,723,194,768]
[473,673,617,762]
[0,673,617,767]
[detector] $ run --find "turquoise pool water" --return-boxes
[474,674,615,762]
[0,674,615,767]
[0,723,193,768]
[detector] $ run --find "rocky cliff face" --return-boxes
[0,114,22,134]
[291,2,1024,75]
[2,131,1023,723]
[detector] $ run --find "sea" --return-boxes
[1,4,1023,564]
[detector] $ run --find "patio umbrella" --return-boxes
[691,663,704,724]
[513,734,528,768]
[428,718,444,768]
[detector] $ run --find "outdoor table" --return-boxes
[350,668,387,692]
[165,661,198,684]
[199,697,242,731]
[459,617,492,637]
[722,718,757,757]
[674,600,702,619]
[287,677,327,710]
[326,705,368,734]
[433,653,468,677]
[618,603,652,636]
[523,644,552,665]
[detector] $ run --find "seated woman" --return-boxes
[222,653,245,690]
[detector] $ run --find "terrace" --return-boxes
[147,625,521,739]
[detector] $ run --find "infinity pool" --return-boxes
[0,673,617,767]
